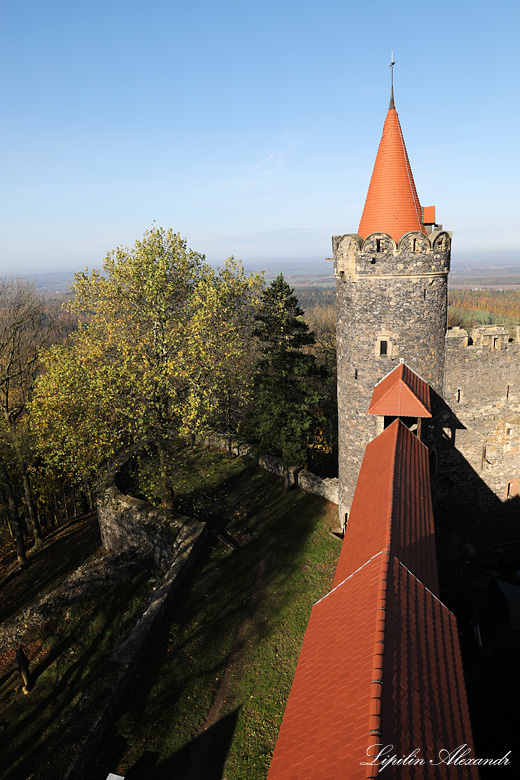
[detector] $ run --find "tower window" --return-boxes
[379,340,388,356]
[507,384,510,400]
[413,239,417,252]
[457,388,461,403]
[354,369,358,380]
[376,239,381,252]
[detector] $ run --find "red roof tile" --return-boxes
[332,419,438,596]
[368,362,431,418]
[358,106,425,243]
[268,554,478,780]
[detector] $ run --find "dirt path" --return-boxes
[188,553,266,779]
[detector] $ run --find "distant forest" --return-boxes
[295,286,520,329]
[448,289,520,327]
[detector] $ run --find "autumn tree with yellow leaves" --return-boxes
[31,228,263,509]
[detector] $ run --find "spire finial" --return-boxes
[389,50,395,109]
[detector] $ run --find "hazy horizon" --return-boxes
[2,2,519,277]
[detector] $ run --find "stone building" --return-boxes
[333,88,520,527]
[442,324,520,511]
[333,88,451,525]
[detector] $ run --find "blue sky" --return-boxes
[1,0,519,274]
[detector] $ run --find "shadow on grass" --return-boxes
[0,512,102,624]
[120,709,240,780]
[93,462,337,779]
[0,570,149,780]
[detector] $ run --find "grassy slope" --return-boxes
[448,305,518,327]
[94,459,340,780]
[0,513,102,625]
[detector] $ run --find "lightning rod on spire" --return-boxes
[389,50,396,109]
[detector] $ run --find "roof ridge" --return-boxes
[400,361,432,392]
[393,556,450,611]
[373,360,425,389]
[366,551,391,778]
[386,420,402,557]
[315,548,388,605]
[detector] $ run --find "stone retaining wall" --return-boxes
[97,450,192,570]
[63,520,206,780]
[202,434,339,505]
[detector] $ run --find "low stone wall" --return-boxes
[62,519,206,780]
[298,469,339,505]
[202,434,339,505]
[98,452,192,570]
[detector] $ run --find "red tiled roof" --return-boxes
[267,554,478,780]
[358,106,425,243]
[267,552,388,780]
[422,205,436,224]
[368,362,431,418]
[381,558,478,776]
[332,419,439,595]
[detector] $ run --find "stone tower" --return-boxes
[334,89,451,526]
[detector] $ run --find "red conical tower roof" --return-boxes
[358,91,425,242]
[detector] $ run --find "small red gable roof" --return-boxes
[368,362,431,418]
[358,99,425,243]
[332,419,439,595]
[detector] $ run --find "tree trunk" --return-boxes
[158,441,174,510]
[0,462,27,567]
[52,495,61,527]
[62,486,70,521]
[283,464,290,494]
[22,466,44,545]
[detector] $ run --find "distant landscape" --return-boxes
[26,254,520,295]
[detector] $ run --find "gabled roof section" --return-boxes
[267,554,478,780]
[368,362,431,418]
[332,419,438,595]
[381,558,478,775]
[267,552,388,780]
[358,100,425,243]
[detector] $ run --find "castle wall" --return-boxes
[335,231,450,523]
[441,332,520,507]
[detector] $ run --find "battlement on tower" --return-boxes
[333,229,451,281]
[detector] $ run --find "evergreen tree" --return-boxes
[249,274,322,492]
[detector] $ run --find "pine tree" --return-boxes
[249,274,322,492]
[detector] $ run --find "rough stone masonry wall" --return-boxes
[98,452,193,570]
[334,230,450,523]
[442,333,520,505]
[200,434,339,506]
[63,520,206,780]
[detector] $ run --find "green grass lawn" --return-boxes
[93,456,340,780]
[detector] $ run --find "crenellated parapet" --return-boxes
[333,230,451,281]
[446,325,520,351]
